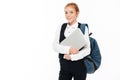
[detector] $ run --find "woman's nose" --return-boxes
[66,13,71,17]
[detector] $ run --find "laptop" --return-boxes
[60,28,87,50]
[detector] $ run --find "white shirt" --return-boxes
[52,22,90,61]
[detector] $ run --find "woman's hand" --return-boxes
[69,47,79,54]
[64,54,71,60]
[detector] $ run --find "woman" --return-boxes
[53,2,90,80]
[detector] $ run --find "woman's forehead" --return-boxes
[64,6,76,12]
[65,5,75,9]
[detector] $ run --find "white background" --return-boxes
[0,0,120,80]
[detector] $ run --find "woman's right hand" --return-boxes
[69,47,79,54]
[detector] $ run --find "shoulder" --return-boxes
[59,23,67,30]
[55,23,67,32]
[61,23,67,27]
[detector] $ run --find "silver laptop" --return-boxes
[60,28,87,50]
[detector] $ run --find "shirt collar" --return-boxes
[66,21,79,29]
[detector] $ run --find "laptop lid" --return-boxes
[60,28,87,49]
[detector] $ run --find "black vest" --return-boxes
[59,23,81,59]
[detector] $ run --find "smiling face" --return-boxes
[64,3,79,26]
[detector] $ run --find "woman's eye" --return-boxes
[70,11,73,14]
[65,12,68,14]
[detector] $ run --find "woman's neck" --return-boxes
[68,20,77,26]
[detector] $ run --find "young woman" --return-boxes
[53,2,90,80]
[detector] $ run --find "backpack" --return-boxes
[79,23,102,74]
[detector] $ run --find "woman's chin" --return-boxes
[67,21,72,24]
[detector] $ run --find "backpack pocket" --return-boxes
[84,56,96,74]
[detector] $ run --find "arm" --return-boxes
[52,24,70,54]
[70,26,90,61]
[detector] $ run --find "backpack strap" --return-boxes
[78,23,92,36]
[78,23,88,34]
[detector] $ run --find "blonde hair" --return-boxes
[65,2,79,12]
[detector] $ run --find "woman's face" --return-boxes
[64,6,79,25]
